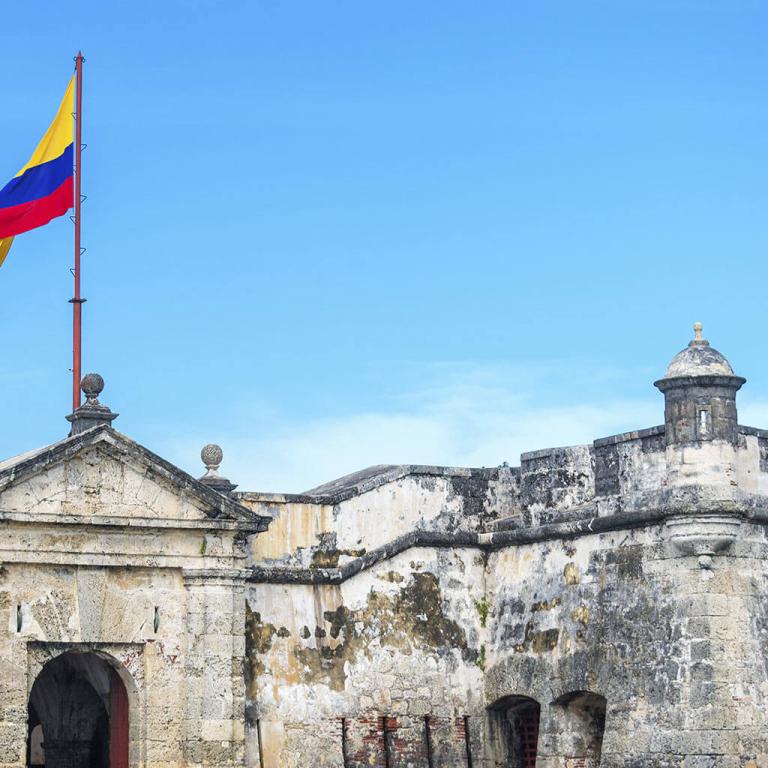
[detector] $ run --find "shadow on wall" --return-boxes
[488,690,606,768]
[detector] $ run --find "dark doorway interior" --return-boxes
[488,695,541,768]
[27,652,129,768]
[551,690,607,765]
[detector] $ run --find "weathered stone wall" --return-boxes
[0,428,263,768]
[242,416,768,767]
[592,427,667,500]
[485,521,768,767]
[242,466,516,569]
[246,547,486,768]
[245,511,768,766]
[0,564,182,768]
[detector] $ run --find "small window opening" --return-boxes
[153,606,160,633]
[16,604,22,633]
[698,408,711,438]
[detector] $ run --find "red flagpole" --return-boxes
[71,52,84,411]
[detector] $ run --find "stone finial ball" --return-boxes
[201,443,223,469]
[81,373,104,398]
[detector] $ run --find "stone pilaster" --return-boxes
[183,569,247,768]
[0,633,28,768]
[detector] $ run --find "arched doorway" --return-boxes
[487,695,541,767]
[27,651,129,768]
[550,690,606,766]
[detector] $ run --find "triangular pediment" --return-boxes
[0,426,267,531]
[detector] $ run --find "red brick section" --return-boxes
[345,714,469,768]
[345,714,387,768]
[456,716,473,767]
[387,716,430,767]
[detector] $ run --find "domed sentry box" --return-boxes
[654,323,745,446]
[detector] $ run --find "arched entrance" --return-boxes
[550,690,606,766]
[27,651,129,768]
[487,695,541,767]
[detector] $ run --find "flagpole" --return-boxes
[71,51,84,411]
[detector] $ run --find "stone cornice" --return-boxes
[183,567,250,586]
[0,510,260,532]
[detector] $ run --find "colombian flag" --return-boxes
[0,78,75,267]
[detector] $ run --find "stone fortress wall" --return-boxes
[240,326,768,767]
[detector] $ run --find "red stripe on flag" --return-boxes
[0,176,73,239]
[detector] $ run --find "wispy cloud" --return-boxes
[738,398,768,430]
[157,361,678,493]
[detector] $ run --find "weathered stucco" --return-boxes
[246,546,486,767]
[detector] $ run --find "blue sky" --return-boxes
[0,1,767,490]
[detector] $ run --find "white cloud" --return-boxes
[158,362,671,493]
[737,398,768,431]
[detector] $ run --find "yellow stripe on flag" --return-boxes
[0,237,14,267]
[14,76,74,178]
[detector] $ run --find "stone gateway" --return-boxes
[1,326,768,767]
